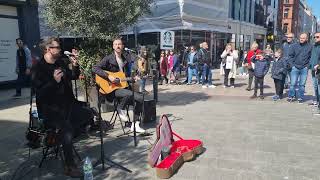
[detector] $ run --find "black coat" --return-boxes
[31,58,80,126]
[271,57,287,80]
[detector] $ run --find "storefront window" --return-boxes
[245,35,251,51]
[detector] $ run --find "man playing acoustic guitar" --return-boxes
[92,38,145,133]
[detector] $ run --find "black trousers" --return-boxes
[247,69,254,89]
[45,101,92,167]
[16,72,28,94]
[254,76,264,95]
[274,79,285,98]
[223,66,235,86]
[114,88,143,118]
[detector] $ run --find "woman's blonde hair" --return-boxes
[250,42,259,50]
[225,43,233,49]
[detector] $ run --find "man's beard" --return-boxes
[52,53,61,59]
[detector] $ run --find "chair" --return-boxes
[26,91,82,168]
[108,97,131,134]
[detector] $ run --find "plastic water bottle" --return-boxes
[83,157,93,180]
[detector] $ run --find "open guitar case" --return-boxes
[148,115,204,179]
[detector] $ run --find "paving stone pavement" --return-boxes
[1,70,320,180]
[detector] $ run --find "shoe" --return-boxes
[208,85,216,88]
[272,95,279,101]
[12,94,21,98]
[246,88,252,91]
[287,97,293,103]
[186,83,192,85]
[250,95,257,99]
[202,85,208,88]
[308,101,318,106]
[130,122,145,133]
[223,85,227,88]
[64,165,83,178]
[117,108,129,121]
[230,86,235,88]
[259,95,265,100]
[298,99,303,104]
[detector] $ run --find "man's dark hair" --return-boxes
[16,38,23,43]
[39,37,60,54]
[113,37,123,43]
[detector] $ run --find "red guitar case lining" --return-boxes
[148,115,204,179]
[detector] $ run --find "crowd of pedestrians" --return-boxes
[156,31,320,113]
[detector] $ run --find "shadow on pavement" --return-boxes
[0,96,30,111]
[157,91,210,107]
[0,119,153,180]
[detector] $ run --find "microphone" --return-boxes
[124,48,136,53]
[64,51,75,56]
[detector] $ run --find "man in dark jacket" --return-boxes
[287,33,312,103]
[310,32,320,107]
[92,38,145,133]
[198,42,215,88]
[250,52,270,99]
[13,38,32,98]
[32,37,92,177]
[282,33,296,88]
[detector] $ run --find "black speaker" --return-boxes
[142,98,156,123]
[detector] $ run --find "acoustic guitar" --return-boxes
[95,71,130,94]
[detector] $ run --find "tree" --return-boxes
[42,0,154,86]
[43,0,154,39]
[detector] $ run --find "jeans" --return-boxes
[223,66,235,86]
[202,64,212,86]
[288,67,308,100]
[311,71,320,102]
[187,66,199,84]
[16,72,28,95]
[254,77,264,95]
[139,78,146,92]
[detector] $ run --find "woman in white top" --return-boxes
[220,43,239,88]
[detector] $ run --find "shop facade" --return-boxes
[0,0,40,84]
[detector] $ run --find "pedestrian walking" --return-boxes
[159,51,169,85]
[13,38,32,98]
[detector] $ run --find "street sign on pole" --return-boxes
[160,31,175,50]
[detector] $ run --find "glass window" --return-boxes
[283,23,288,33]
[284,8,289,19]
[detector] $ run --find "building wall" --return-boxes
[0,0,40,84]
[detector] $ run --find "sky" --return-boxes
[306,0,320,20]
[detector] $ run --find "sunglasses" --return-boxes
[287,37,293,39]
[314,36,320,39]
[49,46,61,49]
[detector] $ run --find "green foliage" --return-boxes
[43,0,154,87]
[43,0,154,39]
[77,39,113,87]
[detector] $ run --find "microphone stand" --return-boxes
[131,77,138,147]
[93,82,132,172]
